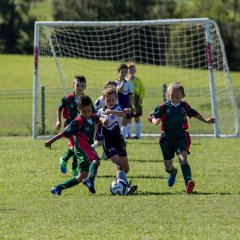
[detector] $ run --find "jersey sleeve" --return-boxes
[183,101,199,118]
[128,81,134,95]
[138,78,145,99]
[61,117,82,138]
[58,96,67,111]
[148,105,163,122]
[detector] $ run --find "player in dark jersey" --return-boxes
[45,95,100,195]
[97,87,137,195]
[148,82,215,193]
[56,75,86,176]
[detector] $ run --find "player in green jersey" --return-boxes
[148,82,215,193]
[45,95,100,195]
[56,75,86,176]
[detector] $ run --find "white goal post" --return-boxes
[33,18,239,139]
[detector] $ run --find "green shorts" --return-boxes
[159,129,187,160]
[74,141,98,172]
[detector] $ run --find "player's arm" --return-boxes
[105,108,126,117]
[56,108,62,130]
[139,79,145,105]
[44,132,63,149]
[194,113,216,124]
[148,105,163,125]
[185,103,216,124]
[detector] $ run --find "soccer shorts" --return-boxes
[159,129,188,160]
[74,139,99,172]
[102,134,127,159]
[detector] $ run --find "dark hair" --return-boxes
[73,75,86,83]
[117,63,128,73]
[77,95,92,108]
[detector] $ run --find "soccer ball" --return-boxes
[110,179,128,195]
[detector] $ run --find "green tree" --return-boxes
[0,0,38,53]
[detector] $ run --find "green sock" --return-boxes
[71,154,78,170]
[88,161,99,182]
[61,149,74,162]
[55,178,79,191]
[181,164,192,186]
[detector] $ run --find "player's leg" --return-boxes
[134,116,141,139]
[80,144,100,194]
[126,117,132,139]
[59,147,74,174]
[160,136,177,187]
[51,170,88,196]
[178,151,195,193]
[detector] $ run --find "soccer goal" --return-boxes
[33,18,239,139]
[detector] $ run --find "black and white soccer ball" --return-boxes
[110,179,128,195]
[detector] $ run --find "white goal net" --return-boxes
[33,18,239,139]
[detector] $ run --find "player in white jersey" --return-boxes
[97,87,137,194]
[115,64,136,140]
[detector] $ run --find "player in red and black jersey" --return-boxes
[55,75,87,176]
[148,82,215,193]
[45,95,100,195]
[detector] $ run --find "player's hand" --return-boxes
[152,118,161,125]
[55,121,61,130]
[124,108,132,114]
[206,117,216,124]
[102,118,109,126]
[105,109,112,115]
[44,141,52,149]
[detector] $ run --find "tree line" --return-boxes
[0,0,239,70]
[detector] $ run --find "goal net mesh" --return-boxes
[34,20,238,138]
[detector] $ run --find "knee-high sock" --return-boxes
[88,161,99,182]
[181,164,192,186]
[127,123,132,136]
[55,178,79,191]
[117,170,128,185]
[121,126,128,139]
[135,122,142,138]
[61,149,74,162]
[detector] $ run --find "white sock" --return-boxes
[91,141,99,149]
[121,126,128,139]
[135,122,142,138]
[127,123,132,137]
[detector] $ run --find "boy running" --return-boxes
[45,95,100,195]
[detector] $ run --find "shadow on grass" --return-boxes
[98,174,165,179]
[135,191,240,196]
[130,159,164,163]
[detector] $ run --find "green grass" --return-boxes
[0,137,240,239]
[0,54,240,89]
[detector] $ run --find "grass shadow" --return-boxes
[98,174,165,179]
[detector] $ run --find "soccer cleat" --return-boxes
[70,168,78,176]
[168,169,178,187]
[133,136,140,139]
[128,185,138,195]
[59,157,67,174]
[83,178,96,194]
[186,179,195,193]
[51,186,61,196]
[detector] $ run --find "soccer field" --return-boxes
[0,137,239,239]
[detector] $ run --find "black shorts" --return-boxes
[102,134,127,159]
[159,129,187,160]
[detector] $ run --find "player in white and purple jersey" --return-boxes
[97,87,137,194]
[115,64,136,140]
